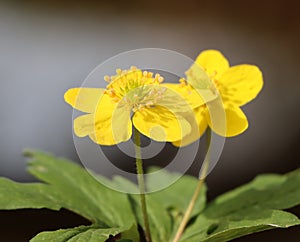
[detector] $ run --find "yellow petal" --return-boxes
[73,94,132,145]
[91,108,132,145]
[93,95,132,145]
[64,88,105,113]
[172,106,208,147]
[132,106,191,142]
[73,114,94,137]
[206,105,248,137]
[161,83,216,109]
[94,93,120,120]
[185,61,215,91]
[219,64,263,106]
[195,50,229,79]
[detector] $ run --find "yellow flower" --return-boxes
[64,67,199,145]
[173,50,263,146]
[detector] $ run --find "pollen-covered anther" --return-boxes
[159,87,167,94]
[116,68,122,75]
[103,67,168,111]
[132,104,145,112]
[179,78,187,87]
[105,89,121,103]
[112,97,120,102]
[153,73,164,83]
[146,101,154,107]
[104,75,111,82]
[143,71,148,77]
[148,89,155,96]
[109,89,116,96]
[147,72,153,78]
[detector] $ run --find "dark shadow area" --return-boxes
[0,209,90,241]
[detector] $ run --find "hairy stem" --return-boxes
[172,128,211,242]
[134,127,152,242]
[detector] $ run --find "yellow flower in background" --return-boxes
[174,50,263,146]
[64,67,200,145]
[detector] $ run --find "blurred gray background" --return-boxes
[0,0,299,241]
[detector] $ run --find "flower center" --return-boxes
[104,66,166,112]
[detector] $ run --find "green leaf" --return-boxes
[102,175,172,242]
[24,150,136,228]
[2,150,300,242]
[181,169,300,241]
[106,167,207,241]
[30,224,138,242]
[181,209,300,242]
[96,167,207,241]
[0,151,140,240]
[0,178,60,210]
[146,167,206,234]
[147,167,206,216]
[208,169,300,211]
[131,194,172,242]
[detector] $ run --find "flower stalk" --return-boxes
[172,128,211,242]
[134,127,152,242]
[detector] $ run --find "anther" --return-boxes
[179,78,187,87]
[158,76,164,83]
[104,75,111,82]
[116,69,122,75]
[147,72,153,78]
[146,101,154,106]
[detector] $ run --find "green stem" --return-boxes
[134,127,152,242]
[172,128,211,242]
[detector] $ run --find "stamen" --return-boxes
[180,78,187,87]
[146,101,154,106]
[104,67,166,111]
[130,66,137,71]
[116,69,122,75]
[104,75,111,82]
